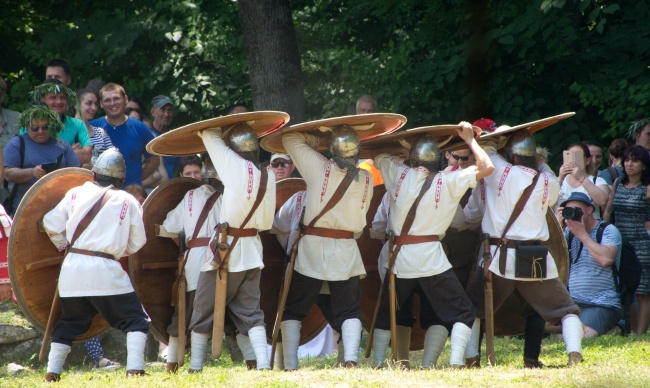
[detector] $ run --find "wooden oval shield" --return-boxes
[260,177,329,344]
[130,177,202,344]
[8,167,105,341]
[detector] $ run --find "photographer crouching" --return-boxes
[556,192,623,337]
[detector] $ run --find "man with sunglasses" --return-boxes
[269,153,297,181]
[445,150,475,172]
[4,105,79,215]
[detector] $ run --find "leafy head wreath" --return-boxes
[627,117,650,141]
[28,81,78,110]
[18,104,62,139]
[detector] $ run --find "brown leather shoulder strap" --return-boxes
[240,167,268,229]
[500,173,541,240]
[70,187,113,247]
[190,189,222,241]
[307,173,354,228]
[497,173,541,274]
[401,171,436,237]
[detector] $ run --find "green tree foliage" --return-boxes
[1,0,649,167]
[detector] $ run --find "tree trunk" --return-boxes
[238,0,306,124]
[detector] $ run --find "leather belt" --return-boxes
[488,238,541,248]
[302,226,354,239]
[227,227,258,238]
[68,247,116,260]
[187,237,210,249]
[393,234,440,245]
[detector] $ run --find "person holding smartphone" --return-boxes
[557,142,610,219]
[3,104,80,215]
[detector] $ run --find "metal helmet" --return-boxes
[329,125,360,159]
[503,130,536,162]
[410,134,440,167]
[92,147,126,179]
[225,122,259,153]
[201,158,219,179]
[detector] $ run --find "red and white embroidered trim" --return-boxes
[395,168,410,199]
[498,165,512,197]
[320,161,333,203]
[119,200,128,225]
[434,174,443,209]
[188,189,195,217]
[70,193,77,214]
[246,162,254,200]
[361,174,370,209]
[294,192,305,223]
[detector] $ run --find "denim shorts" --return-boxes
[576,301,622,335]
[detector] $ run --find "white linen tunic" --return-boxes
[473,147,560,280]
[162,184,222,289]
[375,153,477,279]
[201,129,275,273]
[42,182,146,297]
[282,133,372,281]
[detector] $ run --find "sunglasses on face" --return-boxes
[270,161,292,168]
[29,125,50,133]
[451,152,470,161]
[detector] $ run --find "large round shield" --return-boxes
[130,177,202,344]
[260,178,328,344]
[8,168,106,341]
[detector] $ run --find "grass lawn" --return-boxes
[2,332,649,387]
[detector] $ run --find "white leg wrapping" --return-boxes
[561,314,584,354]
[281,320,301,370]
[395,325,412,364]
[422,325,449,368]
[236,333,256,361]
[372,329,391,367]
[47,342,71,374]
[449,322,472,366]
[166,336,179,363]
[126,331,147,371]
[274,342,285,370]
[336,338,345,364]
[190,331,209,371]
[464,318,481,358]
[248,326,270,369]
[342,318,362,363]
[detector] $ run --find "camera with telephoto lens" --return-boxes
[562,206,583,221]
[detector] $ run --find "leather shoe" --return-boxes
[343,361,358,368]
[465,356,480,368]
[524,357,544,369]
[246,360,257,370]
[125,369,145,376]
[567,352,583,366]
[45,372,60,382]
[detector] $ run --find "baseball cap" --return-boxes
[473,118,497,134]
[151,95,174,109]
[270,153,292,163]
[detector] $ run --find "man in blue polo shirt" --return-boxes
[90,83,158,187]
